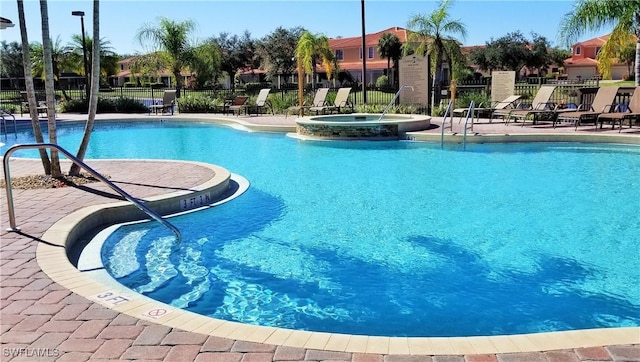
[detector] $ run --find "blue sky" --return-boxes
[0,0,612,55]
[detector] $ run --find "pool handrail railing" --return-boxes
[3,143,182,244]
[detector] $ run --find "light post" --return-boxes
[71,10,89,100]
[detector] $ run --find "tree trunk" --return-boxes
[386,58,391,85]
[432,52,444,113]
[311,56,317,90]
[635,39,639,86]
[297,56,304,117]
[70,0,100,176]
[40,0,61,177]
[16,0,50,174]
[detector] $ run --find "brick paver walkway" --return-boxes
[1,115,639,361]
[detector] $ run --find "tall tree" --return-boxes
[40,0,61,177]
[189,40,222,88]
[255,27,302,87]
[0,41,25,88]
[70,0,100,176]
[296,31,335,89]
[210,31,257,91]
[377,32,402,86]
[16,0,50,173]
[618,41,636,78]
[136,17,196,96]
[30,37,73,100]
[405,0,467,112]
[68,34,118,87]
[559,0,640,85]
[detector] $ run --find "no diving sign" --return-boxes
[142,307,172,319]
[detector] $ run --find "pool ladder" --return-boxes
[0,109,17,138]
[3,143,182,244]
[440,100,474,150]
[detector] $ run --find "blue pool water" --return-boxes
[3,120,640,337]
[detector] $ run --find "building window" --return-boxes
[359,47,363,59]
[120,64,124,70]
[335,49,344,60]
[575,46,581,55]
[368,47,374,59]
[595,47,601,55]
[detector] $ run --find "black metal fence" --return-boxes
[0,77,618,114]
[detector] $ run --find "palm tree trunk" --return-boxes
[432,53,444,113]
[635,39,639,86]
[40,0,61,177]
[17,0,51,174]
[70,0,100,176]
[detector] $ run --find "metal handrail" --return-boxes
[440,100,454,149]
[3,143,182,244]
[462,101,475,151]
[378,84,414,122]
[0,110,17,137]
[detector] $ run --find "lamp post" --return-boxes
[71,10,89,100]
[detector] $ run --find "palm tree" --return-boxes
[558,0,640,85]
[296,31,335,90]
[405,0,467,112]
[39,0,61,177]
[30,36,73,100]
[16,0,50,173]
[377,32,402,86]
[68,34,118,87]
[136,17,196,96]
[70,0,100,176]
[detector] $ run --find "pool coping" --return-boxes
[33,151,640,355]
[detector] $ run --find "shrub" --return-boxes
[177,94,217,113]
[375,75,389,87]
[1,103,19,114]
[58,97,146,113]
[123,82,137,88]
[455,91,490,109]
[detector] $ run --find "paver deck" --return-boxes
[1,113,639,361]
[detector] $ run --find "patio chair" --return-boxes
[289,88,330,116]
[485,95,523,121]
[553,86,620,129]
[148,90,177,115]
[226,96,250,116]
[20,91,49,117]
[596,86,640,132]
[497,85,558,126]
[250,88,273,115]
[327,87,354,114]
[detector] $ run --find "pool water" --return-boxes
[4,120,640,337]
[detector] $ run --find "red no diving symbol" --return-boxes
[146,308,167,318]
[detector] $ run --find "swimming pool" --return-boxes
[4,120,640,337]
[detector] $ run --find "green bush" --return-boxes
[58,97,146,113]
[0,103,19,114]
[455,91,490,109]
[177,94,217,113]
[375,75,389,87]
[123,82,137,88]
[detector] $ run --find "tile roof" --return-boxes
[329,26,411,48]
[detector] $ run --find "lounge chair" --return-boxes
[20,91,49,117]
[226,96,249,116]
[327,87,354,114]
[483,95,523,122]
[453,95,521,122]
[149,90,177,115]
[554,86,620,129]
[596,86,640,131]
[301,88,330,115]
[246,88,273,116]
[498,85,558,126]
